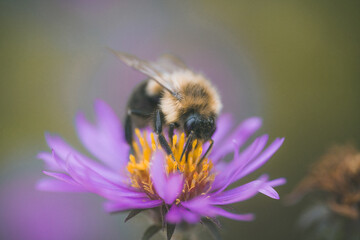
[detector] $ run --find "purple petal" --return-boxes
[181,197,255,221]
[37,152,62,171]
[65,154,91,187]
[239,138,285,178]
[164,174,183,205]
[210,175,268,205]
[268,177,287,187]
[209,207,255,221]
[150,151,167,199]
[166,206,200,224]
[181,196,224,218]
[212,134,269,191]
[166,206,182,223]
[64,154,129,193]
[94,99,121,134]
[45,133,77,161]
[51,150,67,170]
[75,99,129,170]
[230,117,262,146]
[47,138,127,184]
[258,177,286,199]
[234,134,270,170]
[215,138,284,190]
[104,199,162,213]
[181,196,210,214]
[182,209,200,223]
[43,171,76,185]
[259,185,280,199]
[212,113,234,144]
[36,179,86,192]
[211,117,262,163]
[97,188,147,201]
[150,151,183,204]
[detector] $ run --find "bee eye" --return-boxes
[184,117,196,135]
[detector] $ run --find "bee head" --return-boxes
[184,113,216,141]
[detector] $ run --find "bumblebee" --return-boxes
[112,51,222,160]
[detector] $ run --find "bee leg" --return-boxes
[125,113,133,146]
[168,123,175,146]
[154,109,176,161]
[199,139,214,164]
[179,131,194,162]
[129,109,152,118]
[125,109,151,147]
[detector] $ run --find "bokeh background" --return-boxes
[1,1,360,239]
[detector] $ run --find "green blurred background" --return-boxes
[1,0,360,239]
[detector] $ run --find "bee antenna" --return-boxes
[199,139,214,165]
[180,131,194,162]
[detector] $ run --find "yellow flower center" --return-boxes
[126,129,215,203]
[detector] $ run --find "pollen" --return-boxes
[126,129,215,201]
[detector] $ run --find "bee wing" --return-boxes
[111,50,182,99]
[153,54,188,73]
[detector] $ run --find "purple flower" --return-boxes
[37,99,285,235]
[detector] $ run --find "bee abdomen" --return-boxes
[126,80,161,128]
